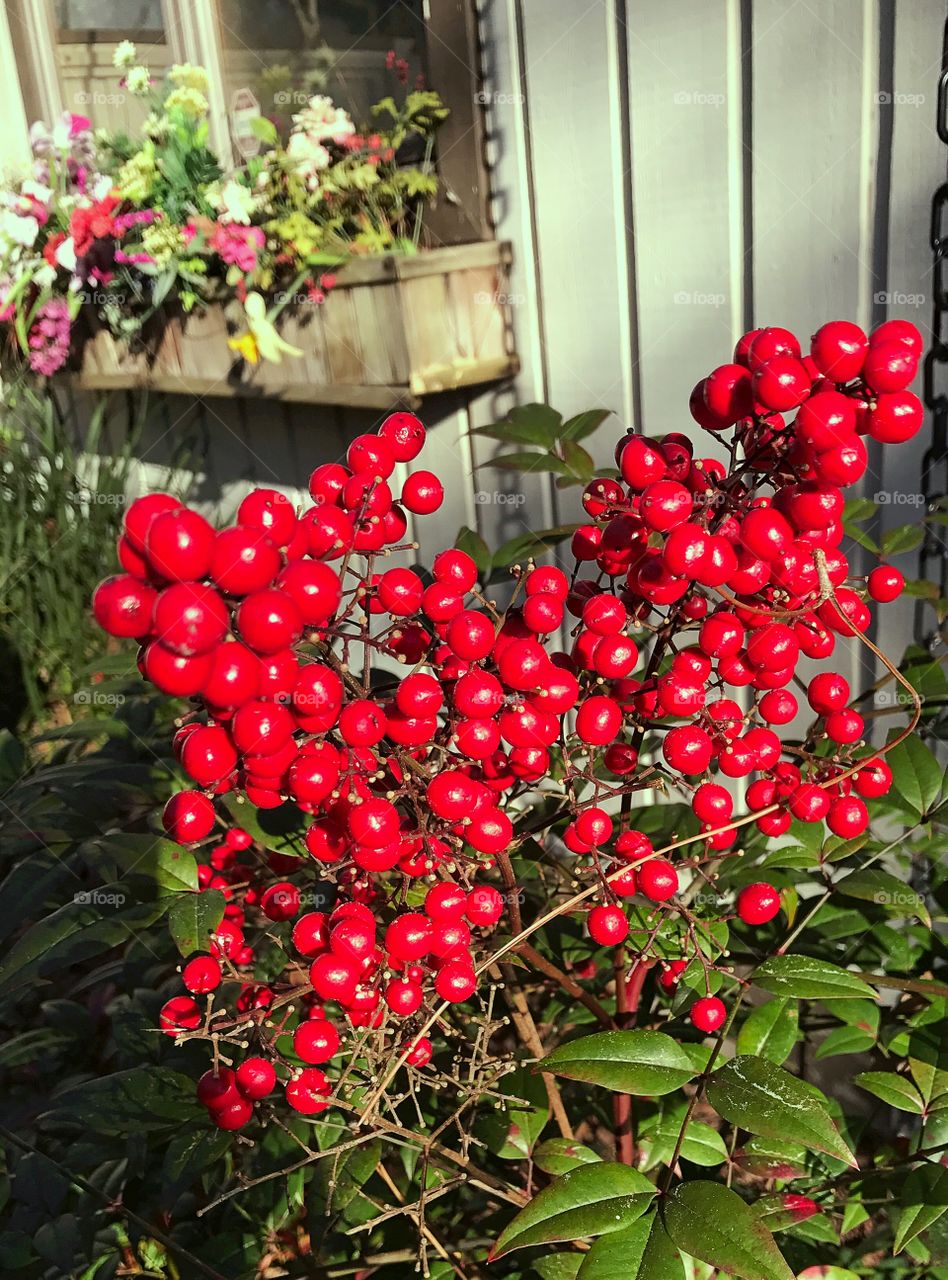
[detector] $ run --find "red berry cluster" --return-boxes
[92,319,918,1119]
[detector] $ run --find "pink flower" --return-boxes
[27,298,71,375]
[69,114,92,137]
[210,223,265,274]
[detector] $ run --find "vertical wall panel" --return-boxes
[878,0,946,666]
[625,0,743,449]
[515,0,635,467]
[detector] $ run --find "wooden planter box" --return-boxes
[68,241,520,409]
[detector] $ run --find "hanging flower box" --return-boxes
[68,240,518,408]
[1,44,518,408]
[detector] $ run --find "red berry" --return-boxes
[145,509,216,581]
[588,904,629,946]
[690,996,727,1034]
[637,858,678,902]
[293,1018,340,1064]
[182,954,222,994]
[163,791,216,844]
[401,470,444,514]
[235,1057,276,1099]
[93,574,156,638]
[737,882,781,926]
[237,488,298,547]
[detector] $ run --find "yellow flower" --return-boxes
[228,331,260,364]
[164,86,209,119]
[169,63,210,94]
[243,292,302,364]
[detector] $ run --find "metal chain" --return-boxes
[917,13,948,636]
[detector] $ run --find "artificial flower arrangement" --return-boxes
[0,42,449,374]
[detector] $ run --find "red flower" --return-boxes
[43,231,66,268]
[70,193,121,258]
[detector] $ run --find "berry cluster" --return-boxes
[93,319,918,1117]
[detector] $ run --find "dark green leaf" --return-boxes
[736,1000,798,1065]
[882,524,924,557]
[663,1182,794,1280]
[753,956,875,1002]
[534,1139,602,1176]
[45,1067,201,1134]
[885,735,942,819]
[492,1163,656,1258]
[578,1212,682,1279]
[707,1057,856,1165]
[855,1071,925,1114]
[167,890,226,957]
[835,869,929,926]
[895,1162,948,1251]
[493,525,582,569]
[813,1025,876,1060]
[471,403,564,447]
[477,1066,549,1159]
[559,410,613,443]
[454,525,491,577]
[481,451,571,475]
[541,1030,696,1096]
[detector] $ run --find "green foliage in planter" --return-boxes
[0,382,191,728]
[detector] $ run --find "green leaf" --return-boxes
[167,890,226,957]
[481,450,571,475]
[843,497,877,523]
[559,440,596,483]
[882,523,925,557]
[662,1182,794,1280]
[534,1139,602,1176]
[477,1066,549,1159]
[753,956,875,1002]
[541,1030,697,1096]
[895,1162,948,1252]
[491,1163,657,1258]
[493,525,582,569]
[454,526,491,577]
[706,1057,856,1166]
[45,1067,201,1134]
[813,1025,876,1060]
[534,1255,583,1280]
[854,1071,925,1114]
[637,1115,727,1171]
[249,115,279,144]
[91,834,199,895]
[834,869,930,926]
[736,1000,799,1065]
[0,894,167,996]
[472,403,564,447]
[885,734,942,819]
[578,1212,683,1279]
[559,409,613,443]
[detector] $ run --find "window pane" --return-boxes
[217,0,427,138]
[54,0,164,36]
[50,0,167,134]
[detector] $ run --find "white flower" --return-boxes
[214,178,256,225]
[0,210,39,247]
[113,40,137,70]
[91,174,114,201]
[286,131,331,176]
[291,94,354,142]
[56,237,77,272]
[125,65,151,96]
[34,263,55,289]
[21,180,52,205]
